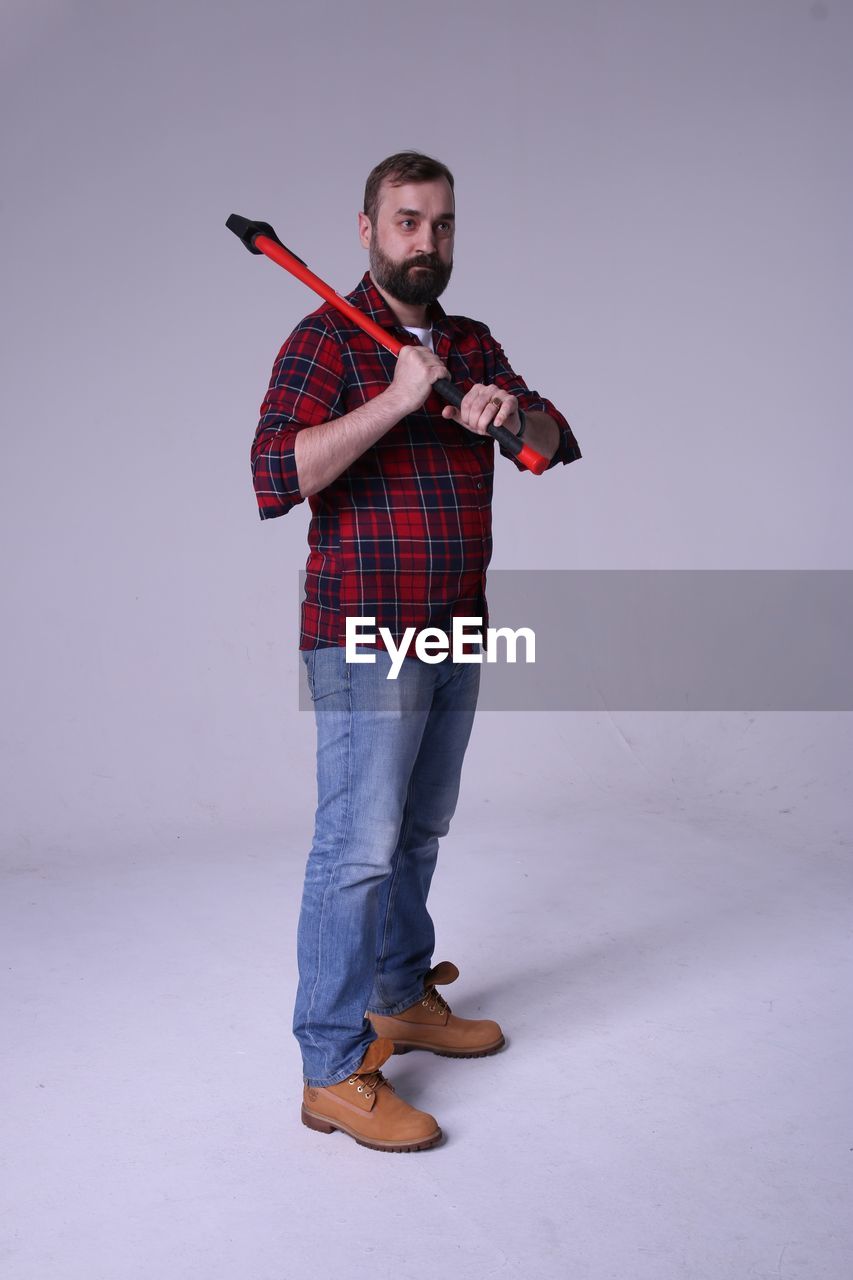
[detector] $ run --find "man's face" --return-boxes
[359,177,455,306]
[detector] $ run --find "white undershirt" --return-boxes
[403,324,434,352]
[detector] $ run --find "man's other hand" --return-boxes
[440,384,521,436]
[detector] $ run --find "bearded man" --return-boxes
[251,151,581,1152]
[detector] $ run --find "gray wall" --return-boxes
[2,0,850,851]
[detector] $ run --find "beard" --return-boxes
[368,236,453,306]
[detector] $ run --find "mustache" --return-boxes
[408,255,441,271]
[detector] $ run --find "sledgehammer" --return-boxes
[226,213,550,474]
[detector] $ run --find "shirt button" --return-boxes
[476,481,483,490]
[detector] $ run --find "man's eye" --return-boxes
[400,220,415,229]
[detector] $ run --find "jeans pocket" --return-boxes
[304,646,350,703]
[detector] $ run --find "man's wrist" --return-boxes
[378,386,411,426]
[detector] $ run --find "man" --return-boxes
[251,151,581,1152]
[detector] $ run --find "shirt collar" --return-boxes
[346,270,464,341]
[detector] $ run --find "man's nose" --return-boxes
[414,225,437,254]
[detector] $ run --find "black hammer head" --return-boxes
[226,214,306,265]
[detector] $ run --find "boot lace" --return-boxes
[346,1068,394,1100]
[421,985,451,1016]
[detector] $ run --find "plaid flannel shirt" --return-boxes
[251,271,581,650]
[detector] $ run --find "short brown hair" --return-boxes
[363,151,455,226]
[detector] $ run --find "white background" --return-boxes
[1,3,850,1278]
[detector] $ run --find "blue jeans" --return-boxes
[294,643,480,1087]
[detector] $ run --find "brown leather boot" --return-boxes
[367,961,505,1058]
[301,1036,442,1152]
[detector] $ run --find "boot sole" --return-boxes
[301,1105,443,1152]
[392,1034,506,1058]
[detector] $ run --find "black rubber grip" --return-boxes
[432,377,524,457]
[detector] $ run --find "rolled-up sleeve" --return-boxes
[478,325,582,473]
[250,317,346,519]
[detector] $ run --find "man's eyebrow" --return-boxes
[394,208,455,220]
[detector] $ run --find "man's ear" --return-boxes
[357,211,371,249]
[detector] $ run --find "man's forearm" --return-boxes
[520,411,560,462]
[295,399,560,498]
[294,390,407,498]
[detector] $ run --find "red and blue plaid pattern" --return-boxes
[251,271,581,649]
